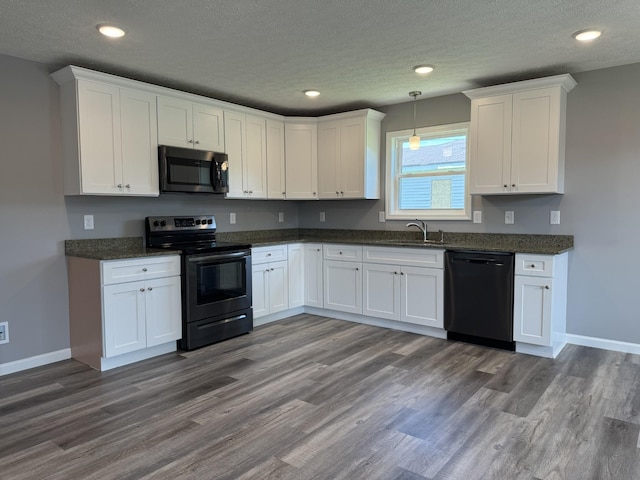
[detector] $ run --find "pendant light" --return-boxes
[409,91,422,150]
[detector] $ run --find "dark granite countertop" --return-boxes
[217,229,573,255]
[65,237,181,260]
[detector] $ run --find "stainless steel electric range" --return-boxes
[145,215,252,351]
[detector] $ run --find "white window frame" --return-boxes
[385,122,471,221]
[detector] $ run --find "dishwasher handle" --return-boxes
[451,257,506,266]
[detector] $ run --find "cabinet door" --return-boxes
[339,117,366,198]
[268,261,289,314]
[511,87,561,193]
[362,263,400,321]
[245,115,268,198]
[401,266,443,328]
[77,80,122,194]
[120,88,159,196]
[145,276,181,347]
[469,94,512,194]
[514,275,552,346]
[304,244,323,308]
[266,119,286,199]
[252,265,269,318]
[193,104,225,152]
[323,260,362,314]
[157,96,193,149]
[103,282,146,357]
[224,111,247,198]
[285,122,318,199]
[288,244,305,308]
[318,120,341,198]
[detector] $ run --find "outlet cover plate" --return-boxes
[230,213,236,224]
[550,210,560,225]
[473,211,482,224]
[83,215,94,230]
[378,211,385,223]
[319,212,326,222]
[278,212,284,223]
[505,211,514,225]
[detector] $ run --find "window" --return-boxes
[385,122,470,220]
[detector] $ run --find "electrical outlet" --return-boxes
[278,212,284,223]
[473,211,482,224]
[0,322,8,344]
[378,211,385,223]
[83,215,94,230]
[505,211,514,225]
[230,213,236,224]
[319,212,326,222]
[550,210,561,225]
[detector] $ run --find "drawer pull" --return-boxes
[267,253,271,257]
[545,285,550,290]
[148,287,153,291]
[142,268,148,272]
[140,288,145,292]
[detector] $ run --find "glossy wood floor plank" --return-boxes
[2,314,640,479]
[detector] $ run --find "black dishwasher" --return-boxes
[444,250,515,350]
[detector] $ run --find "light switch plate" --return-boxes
[473,211,482,224]
[230,213,236,224]
[320,212,326,222]
[83,215,94,230]
[505,211,514,224]
[278,212,284,223]
[550,210,560,225]
[378,211,385,223]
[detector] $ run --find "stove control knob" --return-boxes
[160,221,166,227]
[153,221,159,227]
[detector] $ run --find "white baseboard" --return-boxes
[0,348,71,376]
[566,334,640,355]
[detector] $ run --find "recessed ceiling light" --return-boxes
[304,90,320,97]
[413,64,435,74]
[572,29,602,42]
[97,24,126,38]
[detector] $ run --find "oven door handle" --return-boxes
[188,250,250,263]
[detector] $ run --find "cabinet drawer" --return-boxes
[515,254,554,277]
[363,246,444,268]
[102,256,180,285]
[323,244,363,262]
[252,245,288,264]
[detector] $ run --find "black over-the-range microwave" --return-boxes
[158,145,229,194]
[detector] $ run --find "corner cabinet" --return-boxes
[157,95,224,152]
[464,74,576,195]
[52,67,159,196]
[318,109,384,199]
[285,119,318,199]
[67,255,182,371]
[513,253,568,358]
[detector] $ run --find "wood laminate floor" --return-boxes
[2,314,640,479]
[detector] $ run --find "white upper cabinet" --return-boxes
[224,112,268,199]
[285,120,318,199]
[464,74,576,195]
[318,109,384,199]
[52,67,159,196]
[266,119,286,199]
[157,96,224,152]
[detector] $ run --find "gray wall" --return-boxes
[2,53,640,365]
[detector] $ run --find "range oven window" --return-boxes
[196,258,247,304]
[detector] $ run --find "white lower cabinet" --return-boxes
[362,247,444,328]
[513,252,568,357]
[252,246,289,318]
[67,255,182,371]
[323,244,363,314]
[304,244,324,308]
[287,244,305,308]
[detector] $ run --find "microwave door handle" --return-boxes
[209,159,218,191]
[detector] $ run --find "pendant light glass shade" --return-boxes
[409,91,422,150]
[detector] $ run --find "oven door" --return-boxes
[184,249,252,322]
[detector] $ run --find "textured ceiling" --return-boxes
[1,0,639,115]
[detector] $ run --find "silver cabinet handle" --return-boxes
[394,272,398,275]
[142,268,147,272]
[195,140,200,144]
[545,285,550,290]
[188,139,194,143]
[401,272,404,275]
[270,268,274,271]
[503,184,508,188]
[140,288,145,292]
[249,190,253,194]
[316,248,320,252]
[147,287,153,291]
[340,191,344,195]
[339,251,343,255]
[530,264,535,268]
[117,184,123,188]
[512,184,516,188]
[282,192,286,196]
[125,184,130,189]
[313,192,316,196]
[355,267,359,271]
[267,253,271,256]
[336,191,339,195]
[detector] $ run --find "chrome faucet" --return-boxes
[406,220,428,242]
